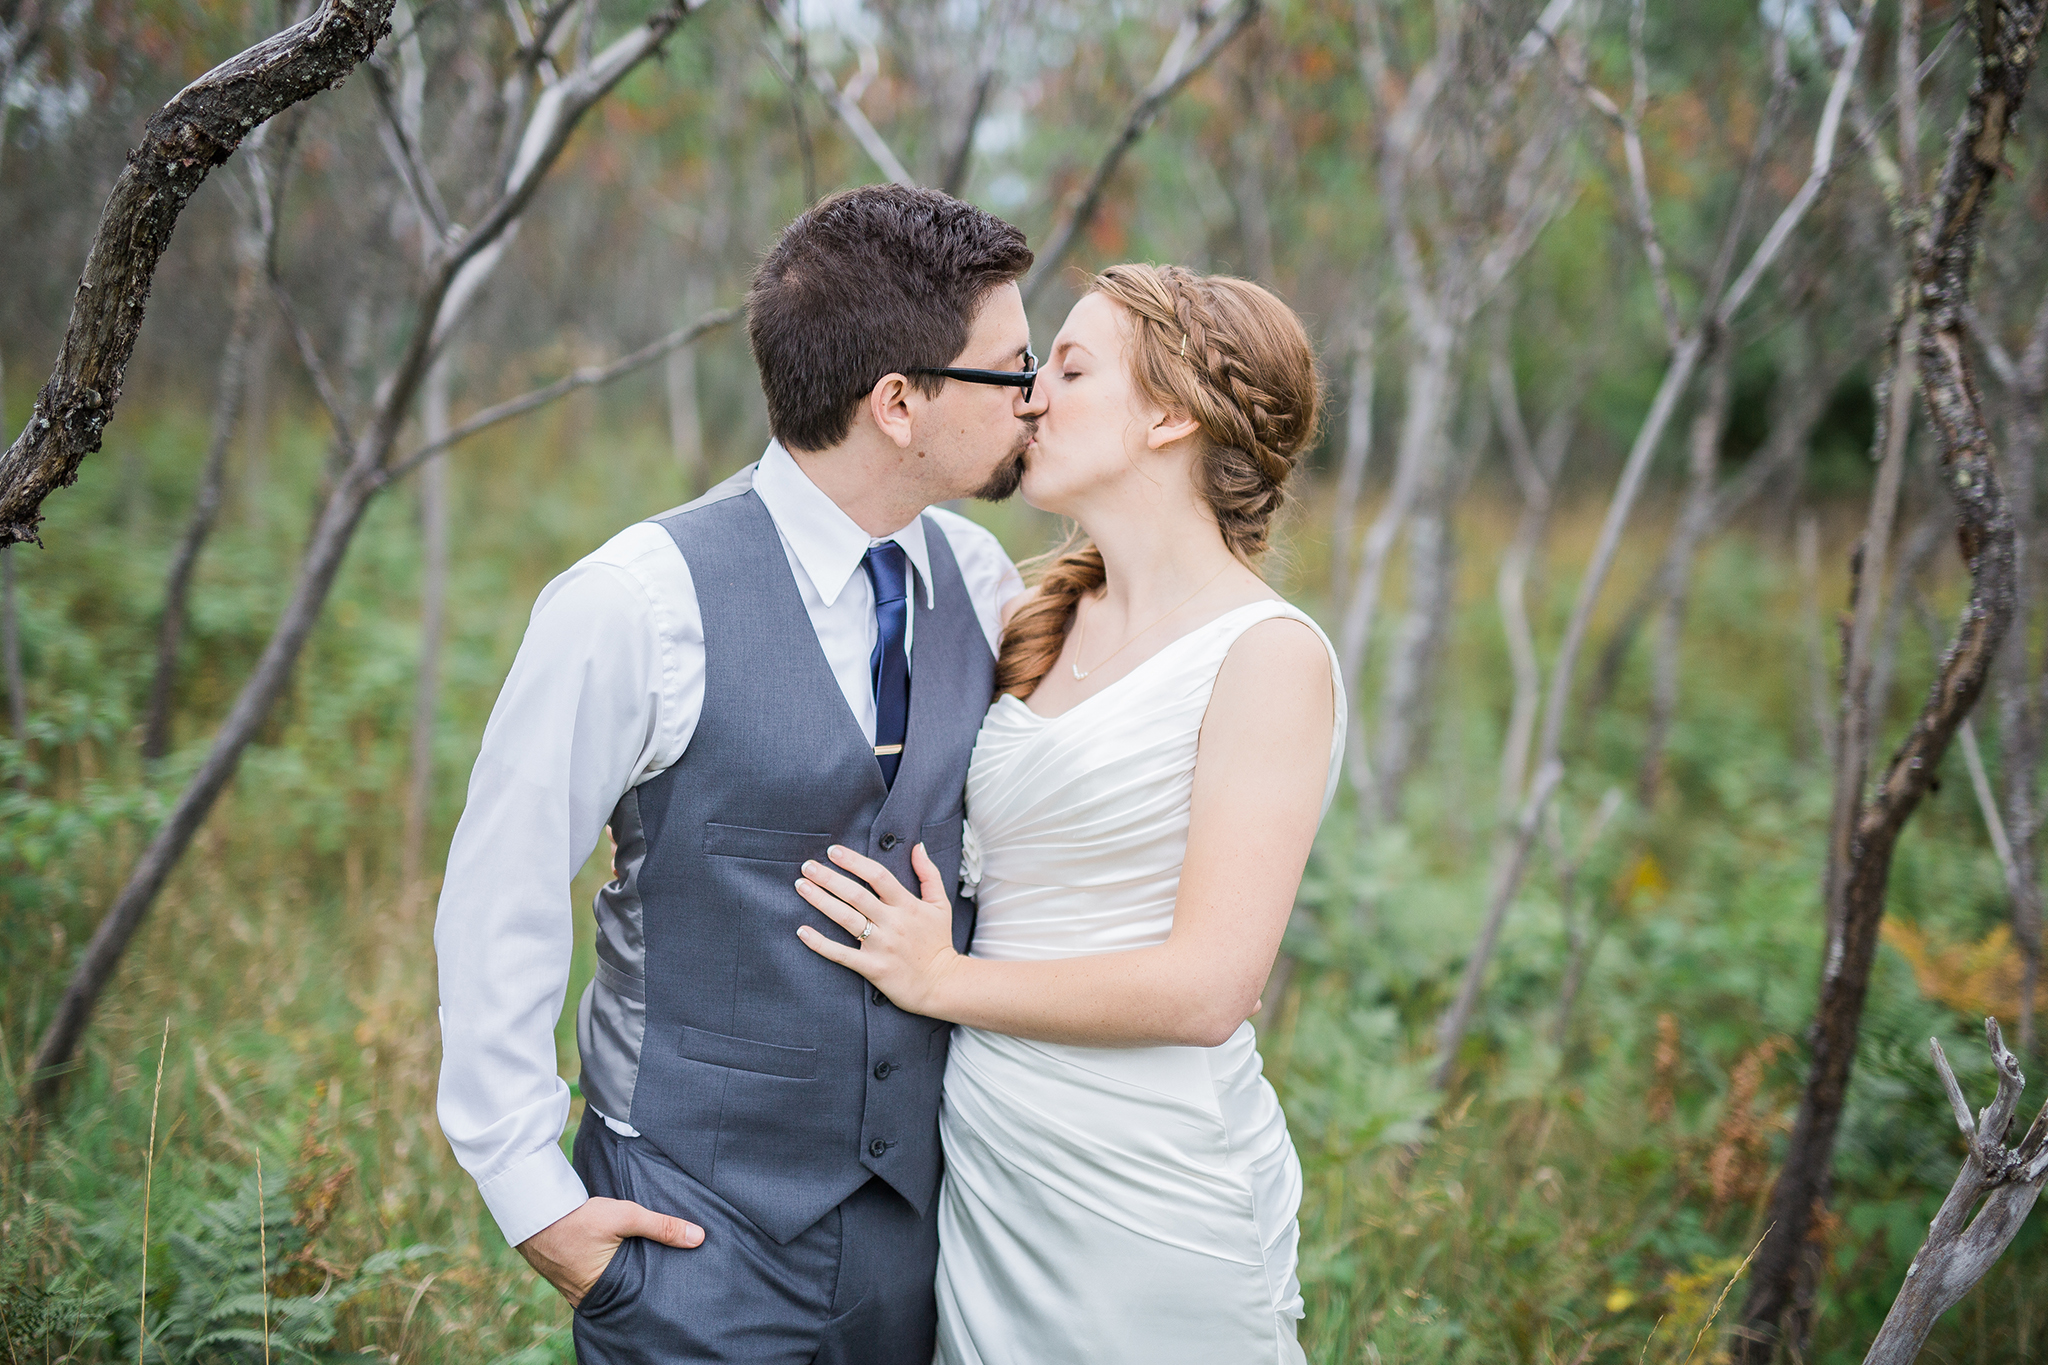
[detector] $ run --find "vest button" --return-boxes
[871,987,888,1006]
[878,832,899,851]
[874,1061,894,1080]
[869,1138,889,1158]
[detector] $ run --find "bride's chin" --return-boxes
[1018,466,1062,515]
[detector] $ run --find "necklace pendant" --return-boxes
[1071,663,1088,680]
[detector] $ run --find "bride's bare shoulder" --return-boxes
[1212,612,1335,721]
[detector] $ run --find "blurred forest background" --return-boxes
[3,0,2048,1359]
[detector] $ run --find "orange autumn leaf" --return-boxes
[1881,919,2046,1018]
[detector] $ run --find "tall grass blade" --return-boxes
[256,1149,270,1364]
[138,1015,169,1365]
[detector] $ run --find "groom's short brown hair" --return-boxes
[747,185,1033,452]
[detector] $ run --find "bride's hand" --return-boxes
[795,842,963,1017]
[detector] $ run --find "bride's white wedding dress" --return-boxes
[934,600,1344,1365]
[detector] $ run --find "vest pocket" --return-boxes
[918,813,964,864]
[674,1024,818,1080]
[702,821,831,865]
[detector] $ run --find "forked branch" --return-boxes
[1021,0,1259,306]
[1862,1020,2048,1363]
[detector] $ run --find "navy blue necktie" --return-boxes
[863,543,911,787]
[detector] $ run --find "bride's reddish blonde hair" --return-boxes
[994,264,1323,699]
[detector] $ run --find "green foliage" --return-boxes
[0,1198,123,1360]
[127,1174,437,1364]
[8,393,2045,1361]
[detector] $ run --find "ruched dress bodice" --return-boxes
[933,600,1343,1365]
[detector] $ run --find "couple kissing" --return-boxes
[434,183,1342,1365]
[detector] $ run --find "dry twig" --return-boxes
[1861,1020,2048,1362]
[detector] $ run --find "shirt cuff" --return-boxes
[477,1141,590,1248]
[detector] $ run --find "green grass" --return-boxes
[2,392,2043,1362]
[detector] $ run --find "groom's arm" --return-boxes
[433,536,704,1295]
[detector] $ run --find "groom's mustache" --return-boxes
[974,419,1035,502]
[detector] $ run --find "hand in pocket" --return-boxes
[518,1196,705,1306]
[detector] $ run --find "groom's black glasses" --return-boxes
[906,350,1038,404]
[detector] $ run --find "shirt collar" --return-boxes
[753,441,935,609]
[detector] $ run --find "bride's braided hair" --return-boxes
[995,265,1323,698]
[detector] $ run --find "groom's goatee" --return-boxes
[975,429,1032,502]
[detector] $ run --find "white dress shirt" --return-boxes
[434,442,1024,1248]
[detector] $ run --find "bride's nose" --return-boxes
[1016,383,1047,420]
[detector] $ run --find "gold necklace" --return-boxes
[1070,565,1232,682]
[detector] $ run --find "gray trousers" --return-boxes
[570,1116,940,1364]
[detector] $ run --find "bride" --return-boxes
[793,262,1342,1364]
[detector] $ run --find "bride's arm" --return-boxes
[795,615,1335,1048]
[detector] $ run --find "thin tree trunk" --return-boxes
[1638,341,1734,805]
[1435,0,1868,1078]
[2007,397,2047,1060]
[1798,514,1836,770]
[0,346,25,765]
[1489,313,1584,822]
[1373,495,1452,818]
[666,270,712,496]
[142,242,263,763]
[1229,32,1277,284]
[1375,390,1487,822]
[1490,351,1572,822]
[1989,289,2048,1057]
[1329,315,1376,605]
[1588,349,1831,717]
[0,544,20,756]
[1551,786,1624,1045]
[1734,0,2042,1349]
[1338,322,1457,802]
[400,354,452,901]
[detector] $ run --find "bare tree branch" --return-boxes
[1862,1020,2048,1363]
[759,0,914,186]
[1621,0,1682,349]
[1021,0,1259,307]
[269,276,359,456]
[368,53,453,247]
[0,0,398,546]
[939,0,1015,196]
[142,135,288,764]
[1338,0,1581,822]
[1329,309,1377,602]
[1436,0,1880,1092]
[21,0,711,1113]
[380,305,741,485]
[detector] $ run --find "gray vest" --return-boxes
[573,471,993,1245]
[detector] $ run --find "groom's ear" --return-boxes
[867,373,919,450]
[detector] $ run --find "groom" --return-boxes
[433,184,1037,1363]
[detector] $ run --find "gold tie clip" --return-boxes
[873,744,904,756]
